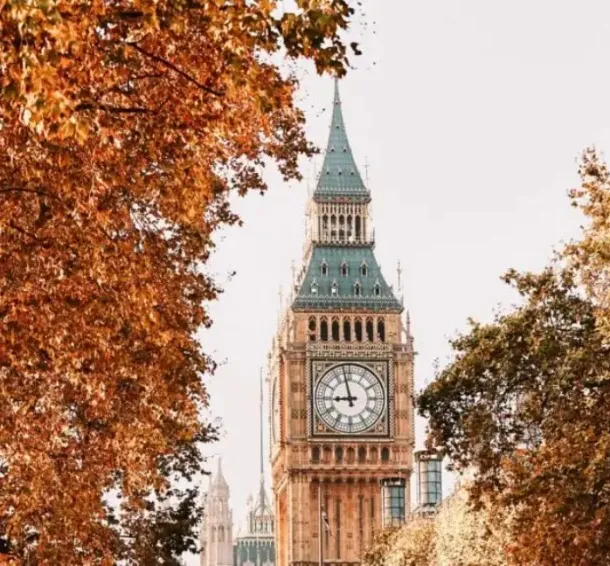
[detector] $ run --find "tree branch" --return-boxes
[74,102,152,114]
[126,42,224,97]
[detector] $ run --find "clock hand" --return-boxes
[342,366,355,408]
[333,395,359,402]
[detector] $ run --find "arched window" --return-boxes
[331,281,338,296]
[378,318,385,342]
[335,447,343,463]
[321,261,328,276]
[323,446,332,464]
[311,281,318,295]
[219,526,225,542]
[355,216,361,240]
[347,447,355,463]
[347,215,353,240]
[332,319,340,341]
[358,446,367,463]
[366,318,374,341]
[339,229,345,242]
[354,282,361,296]
[309,317,317,342]
[341,262,348,276]
[374,283,381,296]
[381,447,390,463]
[322,215,329,230]
[343,319,351,341]
[355,318,363,342]
[320,319,328,341]
[312,446,320,463]
[361,262,368,277]
[370,447,378,462]
[339,215,345,226]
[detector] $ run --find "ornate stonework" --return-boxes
[268,82,415,566]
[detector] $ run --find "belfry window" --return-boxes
[343,319,351,341]
[309,317,317,342]
[355,318,363,341]
[378,318,386,342]
[358,446,366,463]
[366,318,374,342]
[332,319,340,341]
[320,319,328,341]
[312,446,320,463]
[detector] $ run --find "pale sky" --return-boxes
[187,1,610,562]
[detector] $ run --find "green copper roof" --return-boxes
[292,245,402,312]
[314,81,369,201]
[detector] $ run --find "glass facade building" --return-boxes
[415,451,442,508]
[380,478,406,528]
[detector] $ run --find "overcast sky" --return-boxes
[187,0,610,562]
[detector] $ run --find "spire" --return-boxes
[212,456,229,491]
[257,368,267,512]
[314,79,368,200]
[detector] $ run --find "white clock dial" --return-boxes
[314,363,385,434]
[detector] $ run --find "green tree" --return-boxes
[419,262,610,566]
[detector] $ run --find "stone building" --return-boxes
[233,372,275,566]
[269,81,415,566]
[200,460,234,566]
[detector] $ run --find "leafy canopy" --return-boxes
[0,0,359,563]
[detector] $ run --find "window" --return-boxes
[320,319,328,341]
[331,282,338,296]
[341,262,348,276]
[355,319,363,342]
[381,479,406,528]
[332,319,340,341]
[354,282,361,297]
[311,281,318,295]
[378,319,385,342]
[366,319,374,342]
[312,446,320,463]
[321,262,328,276]
[355,216,361,240]
[343,319,351,341]
[347,447,355,463]
[358,446,366,463]
[361,262,368,277]
[381,447,390,463]
[374,283,381,296]
[309,317,317,342]
[418,457,442,507]
[335,447,343,463]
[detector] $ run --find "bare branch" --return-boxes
[126,42,224,97]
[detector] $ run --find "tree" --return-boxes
[363,519,435,566]
[419,263,610,565]
[0,1,360,563]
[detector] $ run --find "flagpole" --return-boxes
[318,483,323,566]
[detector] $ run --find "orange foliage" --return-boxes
[0,1,358,563]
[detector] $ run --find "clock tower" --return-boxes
[269,81,414,566]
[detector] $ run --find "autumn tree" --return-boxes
[419,263,610,563]
[0,1,360,564]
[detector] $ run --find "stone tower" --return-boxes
[234,371,276,566]
[200,459,234,566]
[269,81,415,566]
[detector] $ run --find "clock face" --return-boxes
[271,378,280,443]
[314,363,385,434]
